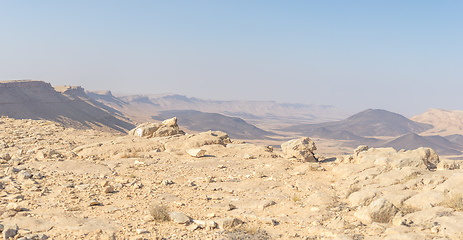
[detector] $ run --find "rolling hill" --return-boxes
[412,108,463,136]
[378,133,462,156]
[151,110,277,140]
[281,109,433,137]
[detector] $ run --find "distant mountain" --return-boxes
[280,109,433,137]
[0,80,135,132]
[412,109,463,136]
[378,133,462,156]
[113,93,350,126]
[152,110,277,140]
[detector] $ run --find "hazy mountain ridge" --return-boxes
[376,133,462,156]
[281,109,433,137]
[114,93,350,125]
[411,108,463,136]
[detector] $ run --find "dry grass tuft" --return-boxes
[291,195,301,202]
[149,204,170,221]
[444,193,463,211]
[397,204,420,215]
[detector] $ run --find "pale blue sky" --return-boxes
[1,1,462,117]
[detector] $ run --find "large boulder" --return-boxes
[355,198,399,224]
[281,137,317,162]
[354,147,439,170]
[128,117,185,138]
[163,131,231,153]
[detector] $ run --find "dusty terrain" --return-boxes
[1,117,463,240]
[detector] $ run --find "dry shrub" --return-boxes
[444,193,463,211]
[397,204,420,215]
[149,204,170,221]
[292,195,301,202]
[225,225,271,240]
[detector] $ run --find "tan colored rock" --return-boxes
[355,198,398,224]
[164,131,231,153]
[162,117,177,127]
[215,218,243,229]
[403,190,446,210]
[355,147,440,169]
[168,211,191,224]
[128,117,185,138]
[281,137,317,162]
[186,148,206,158]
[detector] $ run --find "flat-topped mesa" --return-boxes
[0,80,53,89]
[0,80,135,132]
[54,85,89,100]
[0,80,64,104]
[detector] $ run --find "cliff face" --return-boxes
[0,80,134,132]
[0,80,65,104]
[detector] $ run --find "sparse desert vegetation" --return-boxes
[1,81,463,239]
[1,115,463,239]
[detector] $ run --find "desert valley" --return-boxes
[1,80,463,240]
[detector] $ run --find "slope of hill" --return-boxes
[411,108,463,136]
[378,133,462,156]
[0,80,134,132]
[281,109,433,137]
[444,134,463,147]
[152,110,277,140]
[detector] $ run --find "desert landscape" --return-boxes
[1,80,463,240]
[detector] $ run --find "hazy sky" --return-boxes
[1,1,462,117]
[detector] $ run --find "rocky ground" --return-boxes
[1,117,463,240]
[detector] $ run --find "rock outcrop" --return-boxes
[128,117,185,138]
[2,116,463,239]
[342,146,440,169]
[281,137,317,162]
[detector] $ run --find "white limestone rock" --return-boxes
[186,148,206,158]
[281,137,317,162]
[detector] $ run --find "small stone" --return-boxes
[104,186,115,193]
[17,170,32,180]
[169,211,191,224]
[243,154,255,159]
[215,218,243,229]
[186,149,206,158]
[100,180,110,187]
[89,199,101,206]
[136,229,149,234]
[161,179,174,185]
[7,202,22,211]
[259,217,278,226]
[310,207,320,211]
[187,223,200,231]
[3,224,19,240]
[258,200,276,210]
[143,215,155,222]
[134,160,145,165]
[193,220,217,229]
[225,203,236,211]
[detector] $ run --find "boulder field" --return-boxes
[0,117,462,239]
